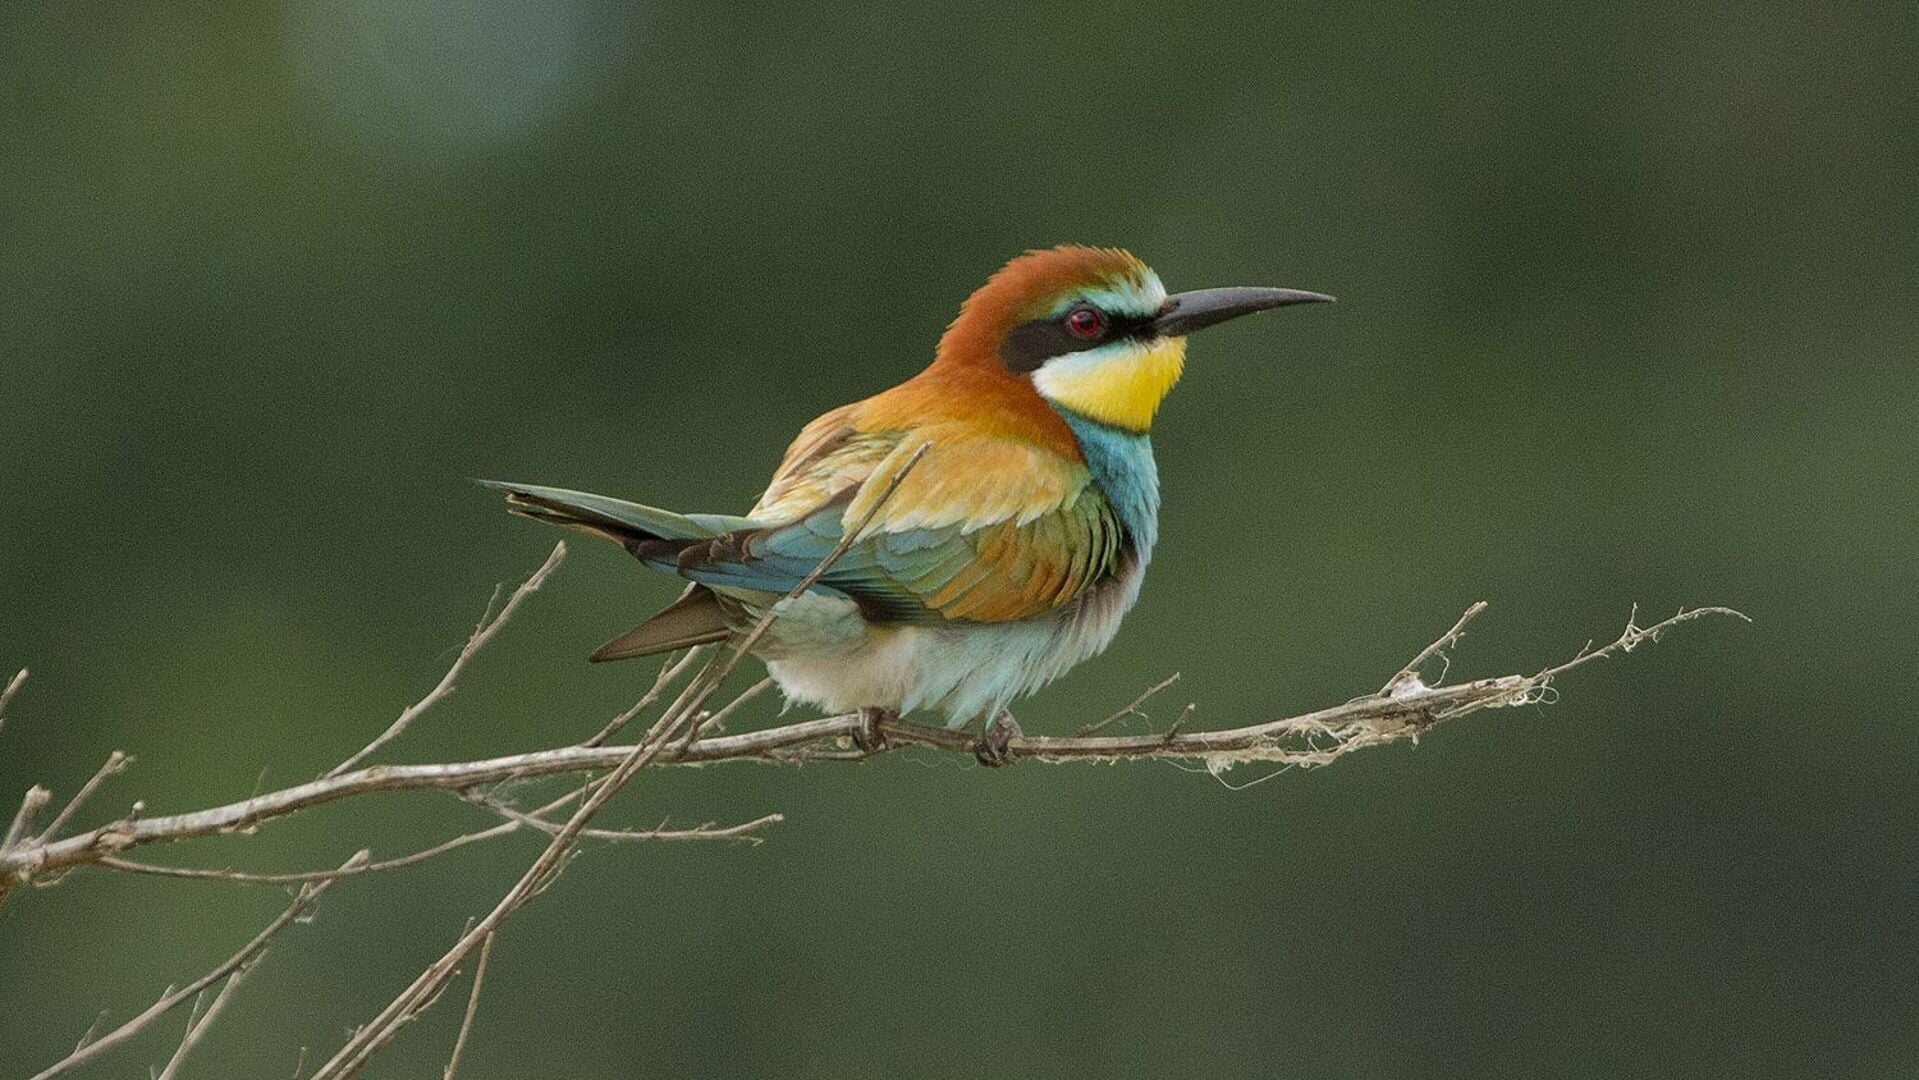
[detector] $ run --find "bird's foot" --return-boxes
[974,710,1023,768]
[853,707,897,753]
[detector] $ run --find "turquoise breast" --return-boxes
[1056,410,1161,566]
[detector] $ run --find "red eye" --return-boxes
[1065,306,1105,338]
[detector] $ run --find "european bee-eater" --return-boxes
[485,246,1328,754]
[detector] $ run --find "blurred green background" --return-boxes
[2,2,1913,1077]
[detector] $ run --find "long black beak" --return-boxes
[1151,286,1334,337]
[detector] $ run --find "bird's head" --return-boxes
[935,245,1331,432]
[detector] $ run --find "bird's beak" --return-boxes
[1151,286,1334,337]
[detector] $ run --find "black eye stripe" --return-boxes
[999,307,1157,373]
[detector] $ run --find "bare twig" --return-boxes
[1382,600,1487,694]
[29,851,365,1079]
[4,785,51,853]
[68,1010,109,1058]
[0,605,1747,889]
[1163,703,1196,741]
[0,666,26,736]
[327,543,565,778]
[1078,672,1181,735]
[0,785,51,910]
[83,781,689,886]
[441,932,495,1080]
[93,822,526,886]
[159,991,212,1077]
[581,646,706,747]
[464,790,782,845]
[36,750,129,844]
[697,675,774,737]
[154,947,256,1080]
[1538,605,1749,679]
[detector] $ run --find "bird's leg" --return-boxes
[974,709,1023,767]
[853,707,897,753]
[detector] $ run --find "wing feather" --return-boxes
[670,422,1119,624]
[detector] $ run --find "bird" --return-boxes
[483,245,1329,761]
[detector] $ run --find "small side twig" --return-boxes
[327,542,565,778]
[29,851,366,1080]
[0,667,26,736]
[0,785,51,910]
[1536,604,1749,680]
[1078,672,1180,735]
[440,932,495,1080]
[36,751,130,844]
[463,790,781,845]
[153,948,257,1080]
[697,675,774,738]
[581,646,707,748]
[1162,703,1196,742]
[94,820,526,886]
[4,786,52,854]
[1382,600,1487,694]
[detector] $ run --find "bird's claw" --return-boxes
[974,710,1023,767]
[853,707,896,753]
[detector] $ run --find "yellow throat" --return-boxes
[1031,335,1188,432]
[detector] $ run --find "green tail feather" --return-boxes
[480,481,757,663]
[477,480,756,546]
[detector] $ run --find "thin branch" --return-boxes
[326,543,565,778]
[87,784,623,886]
[69,1010,110,1059]
[1077,672,1180,735]
[37,750,130,844]
[1538,605,1749,679]
[441,932,495,1080]
[0,666,26,736]
[30,851,366,1080]
[697,675,774,737]
[581,646,706,748]
[1382,600,1487,694]
[1163,703,1196,741]
[1,785,54,908]
[0,605,1748,888]
[159,990,211,1076]
[4,785,51,853]
[94,823,520,886]
[464,790,782,845]
[154,949,255,1080]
